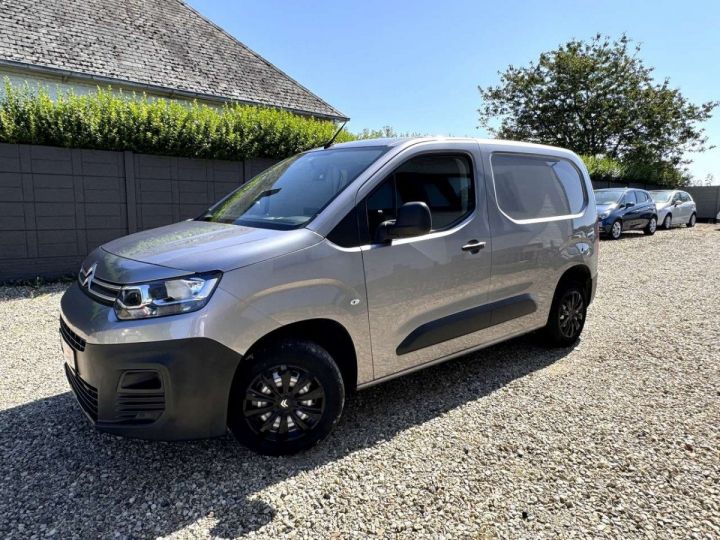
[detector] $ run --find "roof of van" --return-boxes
[329,137,577,153]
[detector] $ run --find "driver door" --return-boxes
[359,147,492,379]
[671,192,684,223]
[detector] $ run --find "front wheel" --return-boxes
[687,213,696,228]
[543,282,587,347]
[643,216,657,235]
[228,340,345,455]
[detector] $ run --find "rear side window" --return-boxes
[365,153,475,240]
[491,154,587,221]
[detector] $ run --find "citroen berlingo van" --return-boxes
[60,137,598,455]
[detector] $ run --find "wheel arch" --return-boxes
[237,318,358,393]
[554,264,593,306]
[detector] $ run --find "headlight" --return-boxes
[114,272,222,320]
[598,211,610,219]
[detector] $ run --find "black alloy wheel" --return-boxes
[243,365,325,441]
[558,290,585,340]
[543,281,587,347]
[228,339,344,455]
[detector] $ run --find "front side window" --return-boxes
[681,192,691,202]
[365,154,475,241]
[492,154,587,221]
[199,147,387,230]
[625,191,638,205]
[636,191,648,203]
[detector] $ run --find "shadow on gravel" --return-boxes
[0,334,571,538]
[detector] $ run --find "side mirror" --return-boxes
[625,201,635,208]
[674,200,681,206]
[376,202,432,243]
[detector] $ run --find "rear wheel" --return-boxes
[609,219,622,240]
[643,216,657,235]
[687,213,696,228]
[543,282,587,347]
[228,339,344,455]
[662,214,672,230]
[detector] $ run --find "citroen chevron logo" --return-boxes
[280,399,289,409]
[79,263,97,288]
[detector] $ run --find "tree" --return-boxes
[478,35,718,187]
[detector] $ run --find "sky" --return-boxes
[188,0,720,184]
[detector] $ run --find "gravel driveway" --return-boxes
[1,224,718,539]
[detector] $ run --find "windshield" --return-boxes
[650,191,672,203]
[594,190,624,205]
[199,147,387,230]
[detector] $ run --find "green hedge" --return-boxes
[581,154,688,187]
[0,83,355,160]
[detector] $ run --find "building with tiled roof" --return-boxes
[0,0,346,120]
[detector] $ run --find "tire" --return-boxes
[687,213,696,228]
[543,281,587,347]
[609,219,622,240]
[228,339,345,455]
[643,216,657,235]
[662,214,672,230]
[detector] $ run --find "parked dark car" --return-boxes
[594,188,658,240]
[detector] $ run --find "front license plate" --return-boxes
[61,337,76,370]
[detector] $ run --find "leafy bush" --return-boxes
[581,154,689,187]
[0,83,355,160]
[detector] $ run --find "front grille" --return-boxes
[78,266,121,306]
[60,318,86,352]
[65,364,98,421]
[114,392,166,424]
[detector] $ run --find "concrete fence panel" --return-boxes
[684,186,720,220]
[0,143,276,281]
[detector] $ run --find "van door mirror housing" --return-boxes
[376,202,432,243]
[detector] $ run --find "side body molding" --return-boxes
[396,294,537,355]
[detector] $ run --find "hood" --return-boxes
[101,220,323,274]
[654,200,670,209]
[596,203,617,213]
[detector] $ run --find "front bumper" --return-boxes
[60,320,243,440]
[597,217,612,234]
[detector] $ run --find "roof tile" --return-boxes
[0,0,346,119]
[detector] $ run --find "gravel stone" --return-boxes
[0,224,718,539]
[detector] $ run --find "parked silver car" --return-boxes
[59,138,598,454]
[650,190,697,229]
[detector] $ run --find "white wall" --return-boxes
[0,67,220,107]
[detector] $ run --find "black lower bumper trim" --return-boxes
[63,336,243,440]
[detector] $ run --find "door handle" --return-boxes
[461,240,486,254]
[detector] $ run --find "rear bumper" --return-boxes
[61,325,243,440]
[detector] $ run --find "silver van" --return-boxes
[60,138,598,454]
